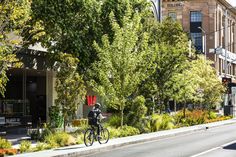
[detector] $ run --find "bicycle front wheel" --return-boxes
[98,128,109,144]
[84,129,95,146]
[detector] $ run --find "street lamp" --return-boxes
[198,27,207,60]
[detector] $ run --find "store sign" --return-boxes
[86,95,97,106]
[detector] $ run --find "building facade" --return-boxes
[162,0,236,81]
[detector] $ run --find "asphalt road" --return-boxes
[82,123,236,157]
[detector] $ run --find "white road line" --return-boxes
[190,140,236,157]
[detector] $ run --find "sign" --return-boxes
[167,3,183,7]
[0,117,5,125]
[86,96,96,106]
[232,87,236,95]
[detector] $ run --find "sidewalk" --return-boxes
[13,118,236,157]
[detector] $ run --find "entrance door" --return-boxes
[26,70,46,127]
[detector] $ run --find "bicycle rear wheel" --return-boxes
[98,128,109,144]
[84,128,95,146]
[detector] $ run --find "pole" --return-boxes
[224,9,228,77]
[204,33,207,60]
[224,9,228,108]
[198,27,207,60]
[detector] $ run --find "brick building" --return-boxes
[162,0,236,81]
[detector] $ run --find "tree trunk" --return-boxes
[174,100,176,112]
[120,109,124,127]
[63,119,66,132]
[183,101,186,118]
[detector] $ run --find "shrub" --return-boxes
[107,127,120,139]
[5,149,17,155]
[0,149,17,156]
[174,109,208,126]
[208,111,217,119]
[35,142,51,151]
[0,138,11,149]
[44,132,76,148]
[19,140,31,153]
[118,125,140,137]
[126,96,148,127]
[135,117,151,133]
[49,106,64,128]
[106,115,122,128]
[75,134,84,144]
[150,114,175,132]
[108,126,140,138]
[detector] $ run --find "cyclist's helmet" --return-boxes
[95,103,101,109]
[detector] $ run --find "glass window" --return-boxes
[168,12,177,21]
[190,11,202,22]
[191,33,202,51]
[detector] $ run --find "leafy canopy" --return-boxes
[89,7,155,126]
[0,0,31,96]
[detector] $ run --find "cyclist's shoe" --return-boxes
[97,135,101,140]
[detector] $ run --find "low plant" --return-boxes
[106,115,122,128]
[19,140,31,153]
[49,106,64,128]
[0,149,17,156]
[75,134,84,144]
[44,132,76,148]
[0,138,11,149]
[108,125,140,138]
[150,114,175,132]
[35,142,51,151]
[118,125,140,137]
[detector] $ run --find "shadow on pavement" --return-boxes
[223,143,236,150]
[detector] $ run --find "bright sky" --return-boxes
[227,0,236,6]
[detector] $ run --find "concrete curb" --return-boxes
[13,118,236,157]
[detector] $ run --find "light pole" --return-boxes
[151,0,162,22]
[224,9,228,77]
[198,27,207,60]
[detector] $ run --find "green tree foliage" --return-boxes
[89,8,155,126]
[55,53,86,131]
[169,56,225,112]
[23,0,153,72]
[23,0,102,70]
[0,0,30,96]
[189,56,225,109]
[143,18,189,111]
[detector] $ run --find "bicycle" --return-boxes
[84,124,109,146]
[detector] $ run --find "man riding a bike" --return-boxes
[85,102,109,146]
[88,102,105,138]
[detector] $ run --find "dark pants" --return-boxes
[93,123,101,136]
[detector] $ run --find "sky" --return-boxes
[227,0,236,6]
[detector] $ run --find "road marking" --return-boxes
[190,140,236,157]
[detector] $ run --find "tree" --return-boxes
[144,18,190,112]
[0,0,31,96]
[168,56,225,116]
[23,0,103,71]
[55,53,86,131]
[89,8,155,127]
[189,56,225,109]
[22,0,153,72]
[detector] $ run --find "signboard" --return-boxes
[232,87,236,95]
[0,117,5,125]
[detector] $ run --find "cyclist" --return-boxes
[89,103,105,138]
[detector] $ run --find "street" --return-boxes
[82,123,236,157]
